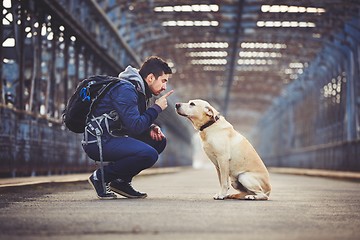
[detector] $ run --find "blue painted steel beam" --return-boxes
[40,0,141,71]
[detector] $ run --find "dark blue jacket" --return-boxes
[88,66,162,140]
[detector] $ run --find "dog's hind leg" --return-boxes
[226,177,252,200]
[237,172,269,200]
[244,192,269,200]
[226,191,269,200]
[226,192,248,199]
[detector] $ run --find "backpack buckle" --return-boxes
[85,119,104,137]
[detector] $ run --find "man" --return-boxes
[83,56,173,199]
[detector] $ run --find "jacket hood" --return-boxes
[118,66,146,95]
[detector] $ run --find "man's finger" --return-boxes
[162,90,174,98]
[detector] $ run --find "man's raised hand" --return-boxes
[155,90,174,110]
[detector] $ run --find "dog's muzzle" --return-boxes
[175,103,187,117]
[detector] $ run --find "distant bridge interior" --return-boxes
[1,0,359,177]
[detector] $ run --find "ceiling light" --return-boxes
[289,62,304,68]
[167,61,174,68]
[241,42,287,49]
[239,51,282,58]
[154,4,219,12]
[3,0,11,8]
[175,42,229,49]
[187,51,228,57]
[236,66,270,72]
[3,58,15,63]
[2,12,12,25]
[261,5,325,14]
[41,25,47,36]
[162,20,218,27]
[191,59,227,65]
[289,74,298,80]
[238,59,275,65]
[257,21,316,28]
[203,66,226,71]
[47,32,54,41]
[2,38,15,47]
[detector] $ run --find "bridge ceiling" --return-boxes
[96,0,360,134]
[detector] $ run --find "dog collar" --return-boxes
[199,115,220,131]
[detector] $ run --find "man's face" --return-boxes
[147,73,170,96]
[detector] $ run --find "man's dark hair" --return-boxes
[139,56,172,79]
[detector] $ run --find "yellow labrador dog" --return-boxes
[175,99,271,200]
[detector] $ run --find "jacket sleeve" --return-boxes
[109,83,161,135]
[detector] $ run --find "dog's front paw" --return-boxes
[213,193,227,200]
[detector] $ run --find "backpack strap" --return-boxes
[82,110,121,145]
[81,110,121,195]
[85,79,121,127]
[82,114,107,194]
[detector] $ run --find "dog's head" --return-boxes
[175,99,220,131]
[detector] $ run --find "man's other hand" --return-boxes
[150,125,165,141]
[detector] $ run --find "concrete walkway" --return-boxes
[0,167,182,188]
[0,168,359,240]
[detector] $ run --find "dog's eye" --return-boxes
[190,102,195,106]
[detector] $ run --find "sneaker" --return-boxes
[88,171,117,200]
[109,179,147,199]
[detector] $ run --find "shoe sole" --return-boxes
[110,186,147,199]
[88,178,117,200]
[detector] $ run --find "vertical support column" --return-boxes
[344,21,360,140]
[355,44,360,140]
[17,3,26,111]
[28,17,36,112]
[48,21,57,117]
[84,50,88,77]
[288,101,295,150]
[0,0,4,104]
[223,0,243,117]
[75,43,80,82]
[345,49,357,141]
[34,17,42,113]
[63,38,69,106]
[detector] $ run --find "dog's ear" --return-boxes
[204,106,214,118]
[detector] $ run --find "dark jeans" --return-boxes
[83,134,166,183]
